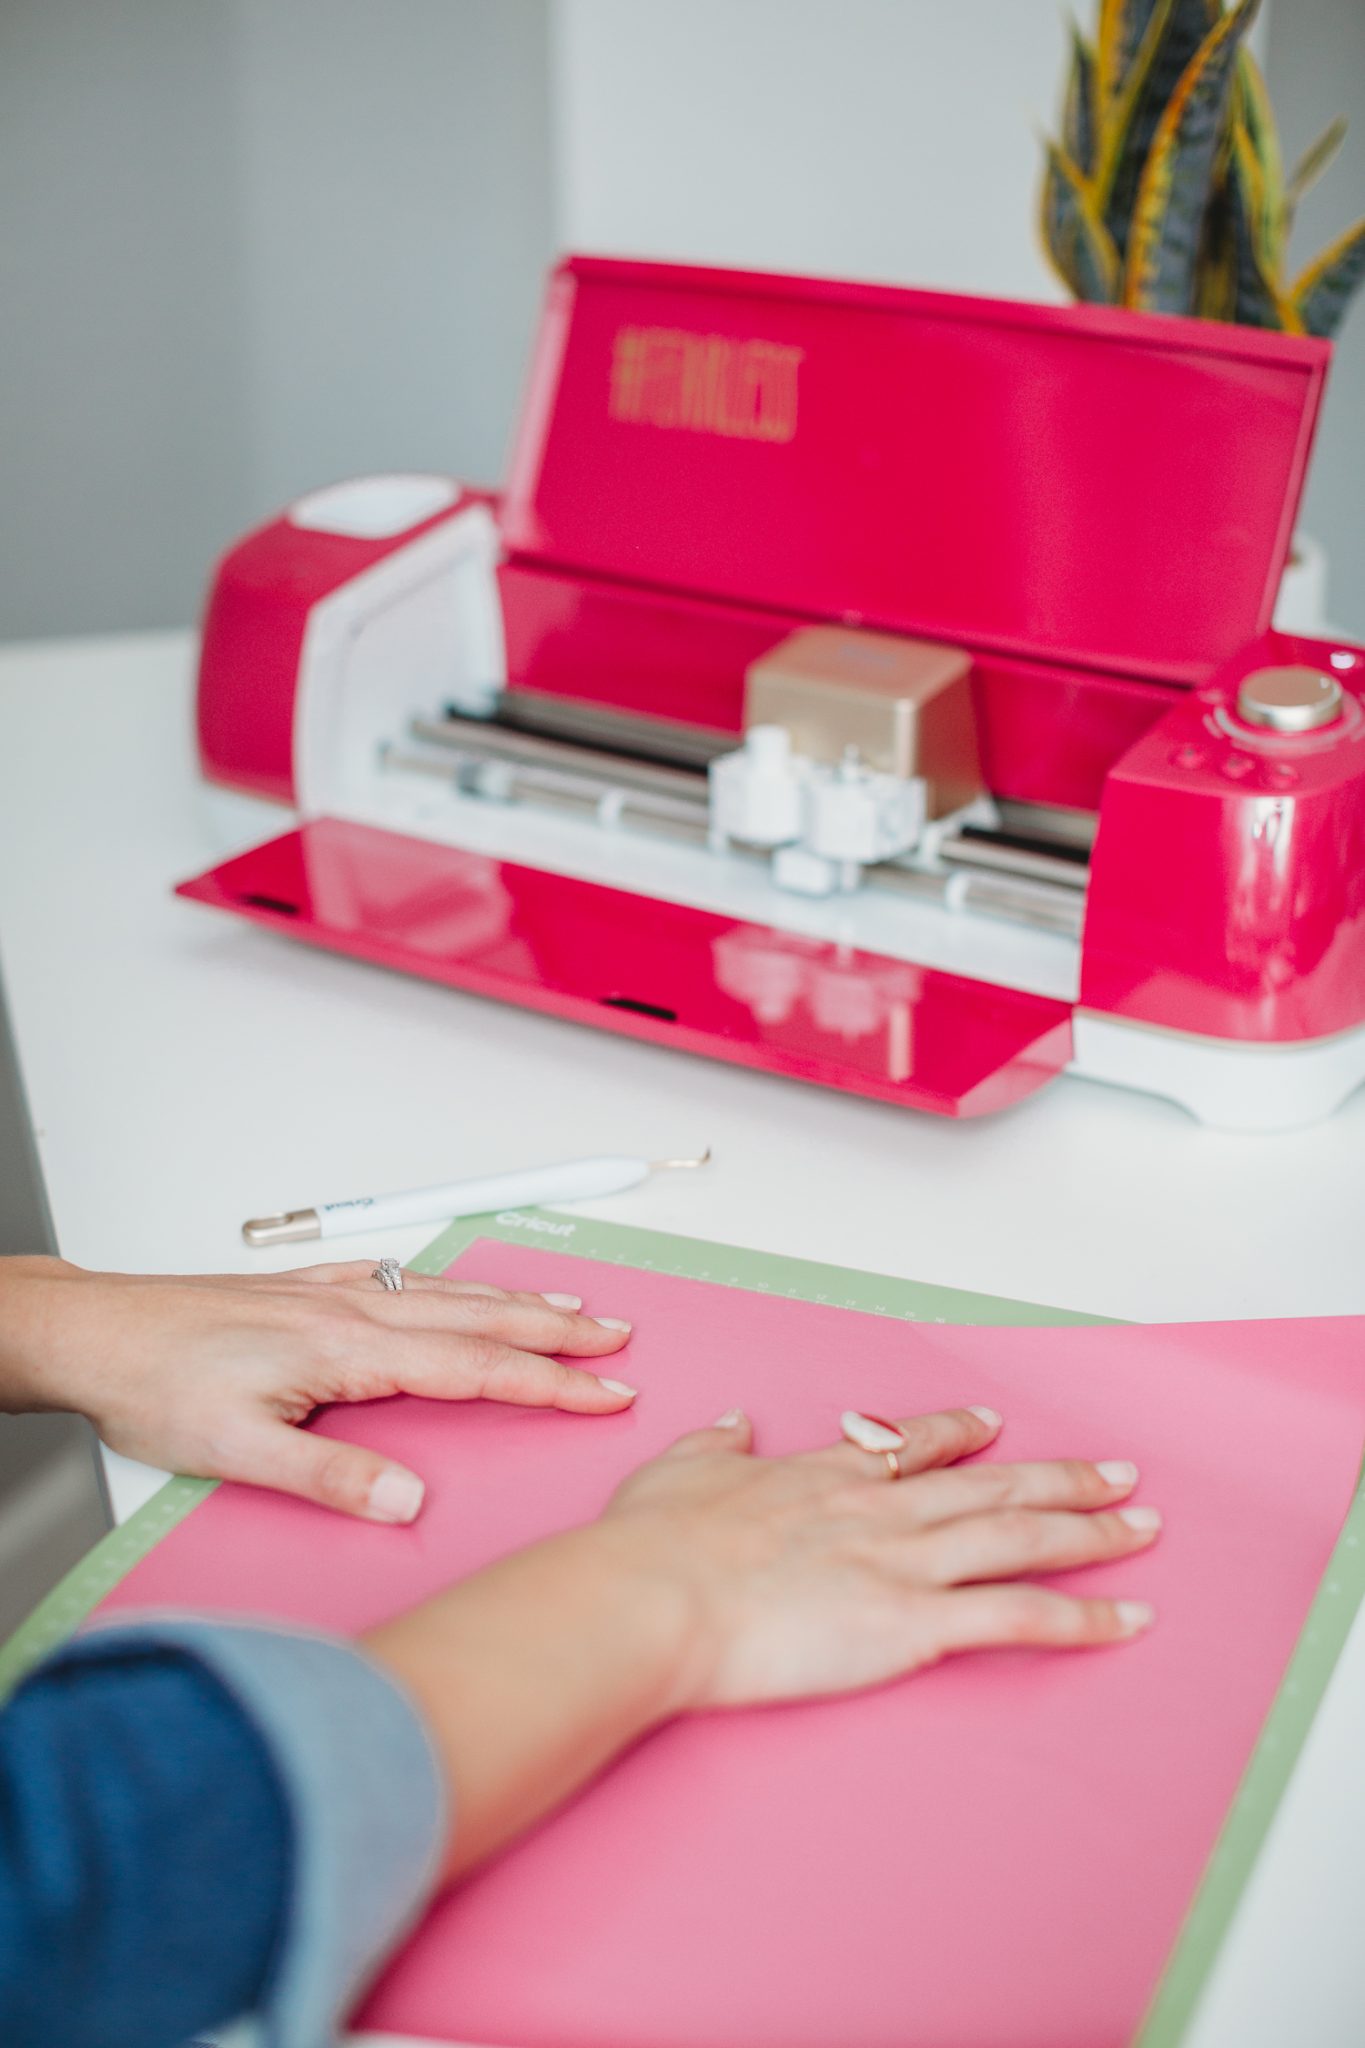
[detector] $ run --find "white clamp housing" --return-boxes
[772,844,860,896]
[802,753,925,864]
[708,725,808,847]
[709,732,927,896]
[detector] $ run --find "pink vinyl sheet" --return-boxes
[99,1244,1365,2048]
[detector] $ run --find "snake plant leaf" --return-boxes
[1226,123,1292,327]
[1291,215,1365,338]
[1124,0,1260,315]
[1233,48,1285,269]
[1194,173,1239,320]
[1063,22,1100,177]
[1097,0,1163,109]
[1099,0,1222,259]
[1284,116,1348,228]
[1041,140,1122,301]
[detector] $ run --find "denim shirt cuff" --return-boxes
[81,1619,446,2048]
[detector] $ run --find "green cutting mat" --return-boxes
[3,1209,1362,2048]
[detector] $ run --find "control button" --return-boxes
[1220,753,1255,781]
[1329,650,1361,673]
[1236,664,1343,733]
[1172,744,1206,770]
[1268,762,1300,788]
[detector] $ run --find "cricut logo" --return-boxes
[609,325,802,443]
[496,1212,577,1238]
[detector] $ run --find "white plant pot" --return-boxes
[1274,532,1330,635]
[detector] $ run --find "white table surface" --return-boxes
[2,628,1363,2047]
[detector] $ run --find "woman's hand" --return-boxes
[0,1256,635,1523]
[603,1404,1157,1707]
[366,1404,1158,1879]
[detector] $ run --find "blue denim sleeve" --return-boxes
[0,1620,446,2048]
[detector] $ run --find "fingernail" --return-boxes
[543,1292,582,1310]
[594,1317,632,1333]
[969,1405,1002,1428]
[714,1407,746,1428]
[367,1468,425,1525]
[840,1410,905,1453]
[1118,1504,1162,1533]
[598,1377,638,1400]
[1097,1459,1139,1488]
[1116,1600,1156,1634]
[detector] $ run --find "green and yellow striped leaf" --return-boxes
[1124,0,1260,315]
[1233,48,1285,270]
[1291,216,1365,338]
[1098,0,1221,259]
[1284,116,1348,226]
[1097,0,1165,111]
[1063,22,1101,178]
[1193,175,1239,321]
[1041,139,1122,302]
[1226,124,1292,328]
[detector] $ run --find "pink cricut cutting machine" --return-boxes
[179,256,1365,1128]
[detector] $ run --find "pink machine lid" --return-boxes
[501,256,1329,690]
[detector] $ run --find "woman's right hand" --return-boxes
[604,1403,1157,1710]
[365,1404,1158,1881]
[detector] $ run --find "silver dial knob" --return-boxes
[1236,664,1343,733]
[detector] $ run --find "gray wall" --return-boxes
[0,1,1360,643]
[0,0,554,642]
[230,0,554,517]
[0,964,110,1638]
[0,1,251,642]
[1266,0,1365,637]
[552,0,1075,299]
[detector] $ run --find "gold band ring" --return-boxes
[840,1410,909,1480]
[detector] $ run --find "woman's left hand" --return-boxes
[0,1257,635,1523]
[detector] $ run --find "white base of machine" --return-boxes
[1070,1010,1365,1131]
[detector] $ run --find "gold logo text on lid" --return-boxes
[609,326,802,443]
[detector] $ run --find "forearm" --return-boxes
[0,1256,86,1413]
[364,1521,694,1882]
